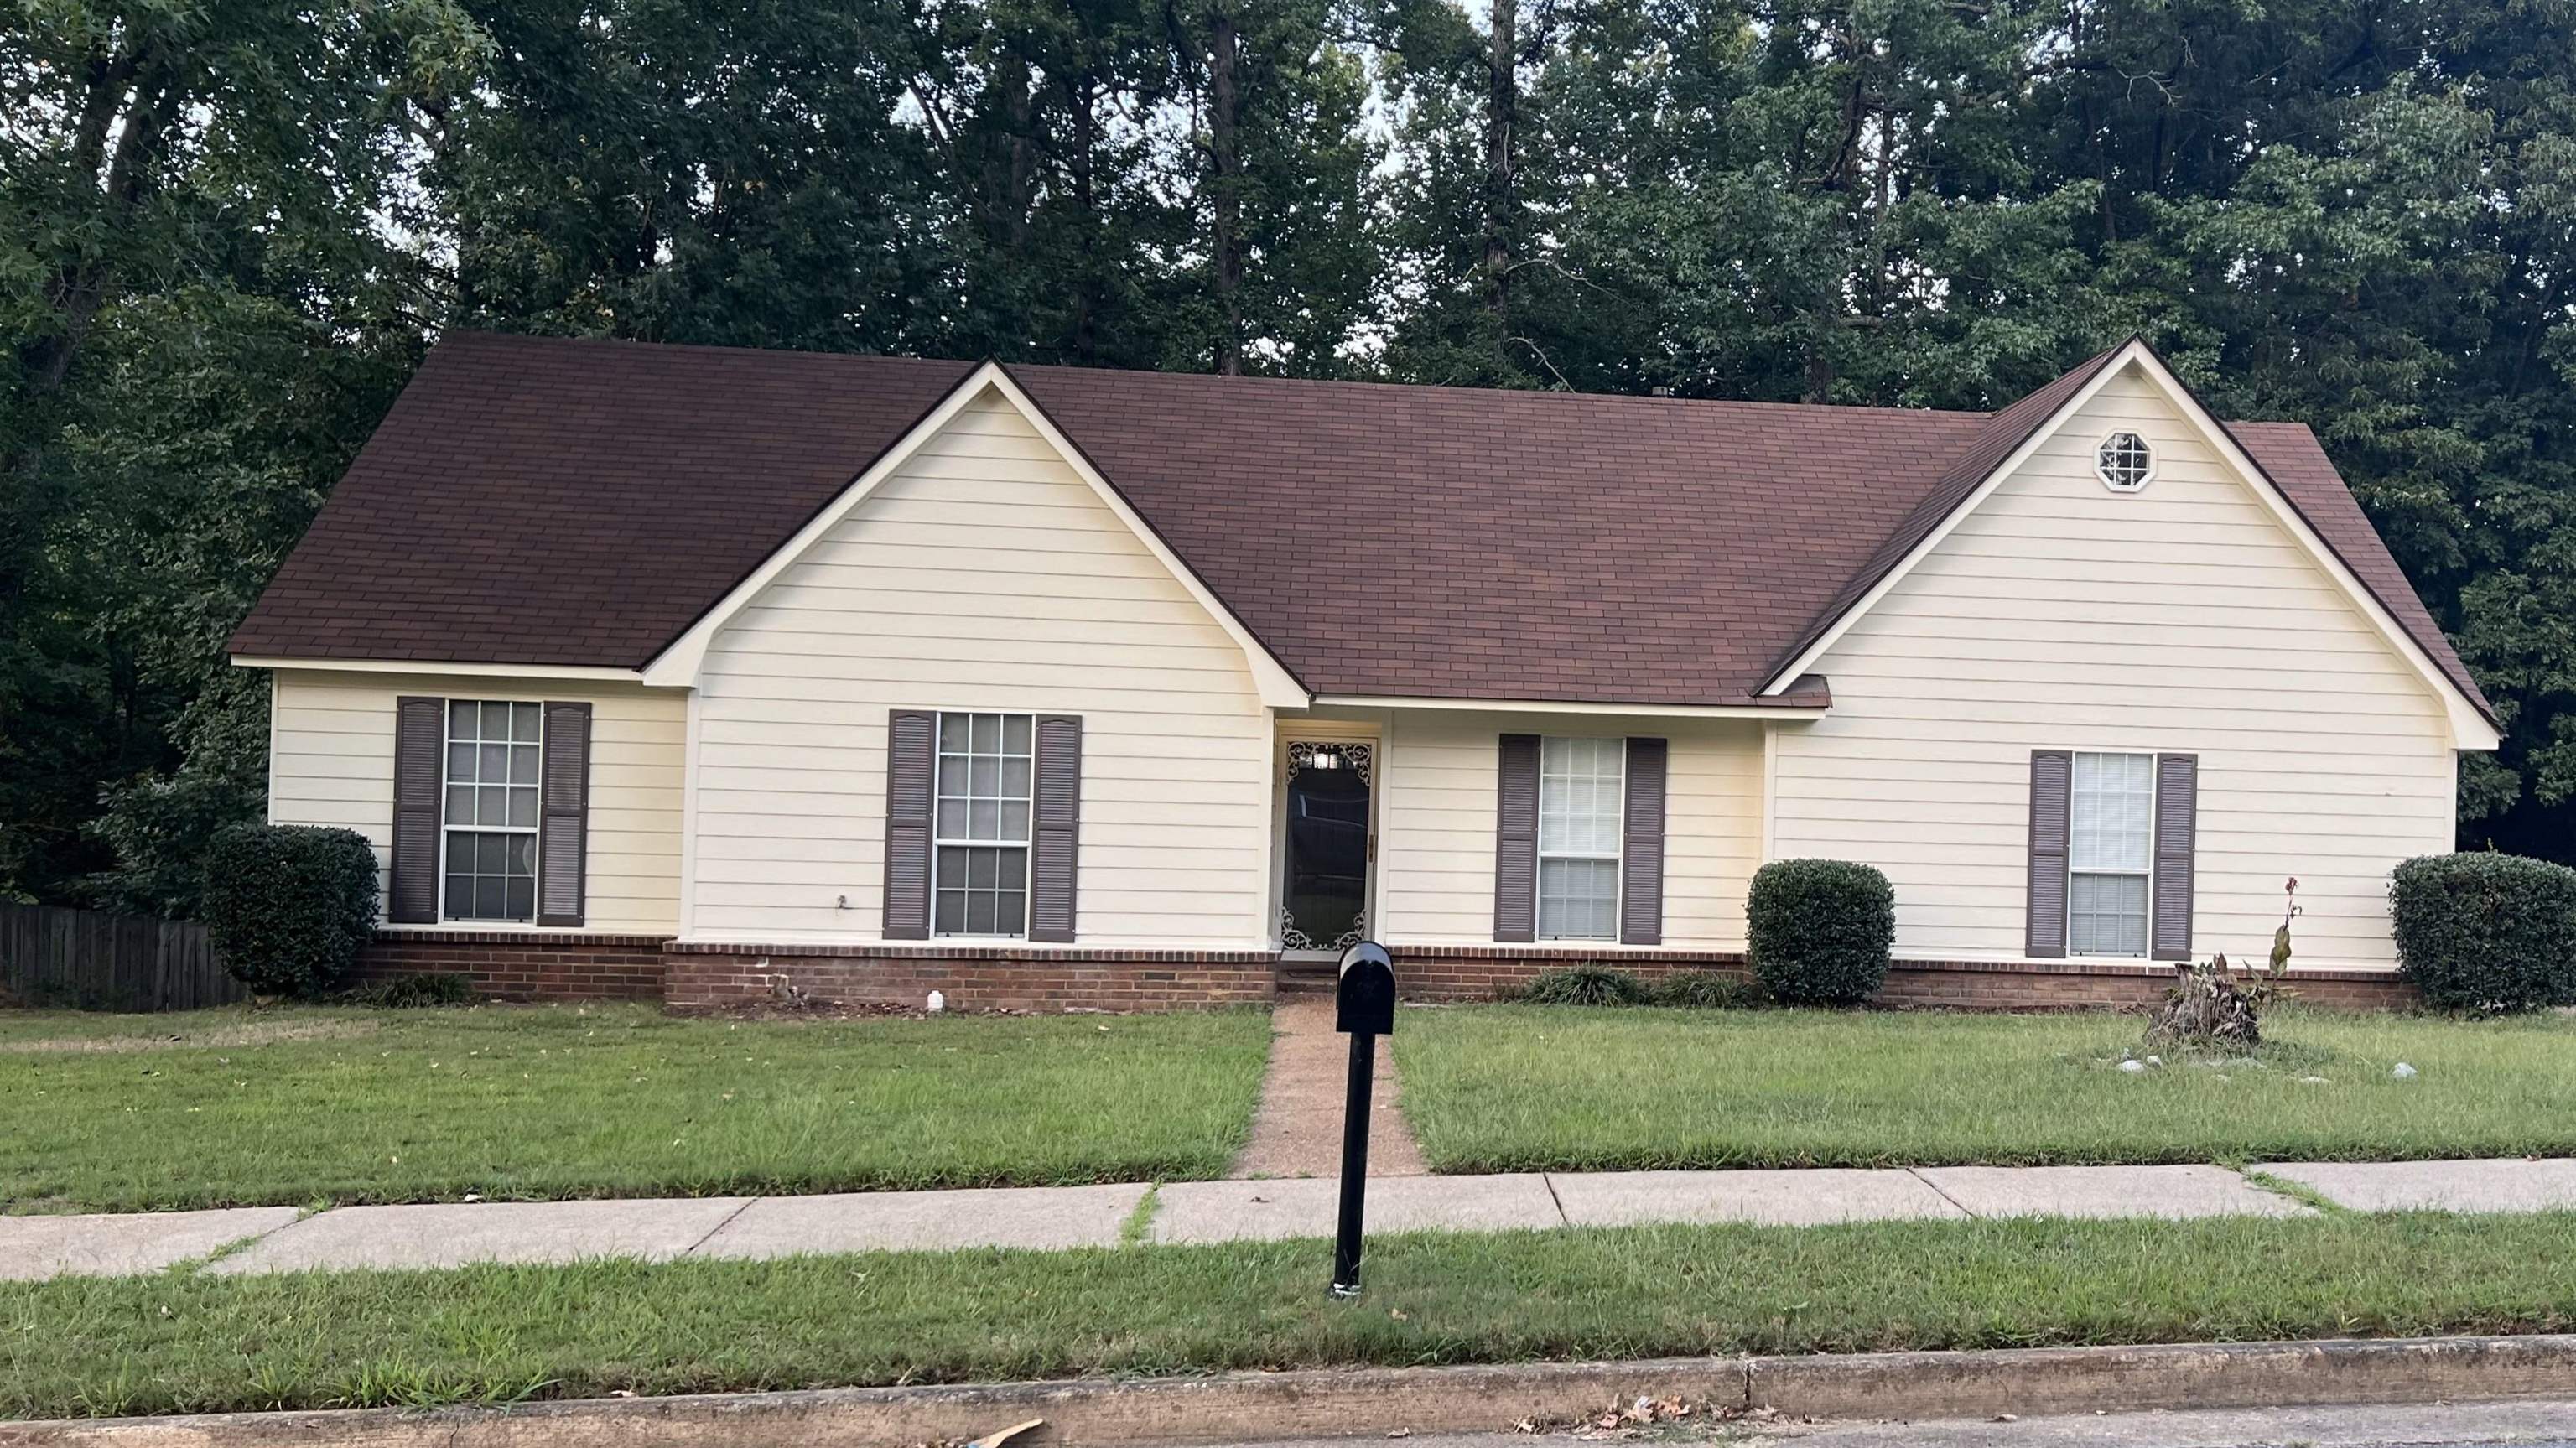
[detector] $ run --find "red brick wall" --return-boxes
[662,943,1278,1012]
[1874,957,2418,1011]
[352,934,2419,1013]
[1390,946,1748,1000]
[1388,945,2418,1011]
[358,931,668,1003]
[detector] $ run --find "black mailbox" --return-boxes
[1330,941,1396,1298]
[1336,942,1396,1036]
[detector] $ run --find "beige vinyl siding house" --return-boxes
[237,334,2498,1008]
[686,389,1275,947]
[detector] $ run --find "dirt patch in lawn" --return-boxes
[0,1018,382,1055]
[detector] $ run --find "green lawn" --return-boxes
[10,1212,2576,1418]
[1392,1003,2576,1173]
[0,1004,1270,1212]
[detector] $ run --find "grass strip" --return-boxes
[1,1004,1271,1212]
[2239,1170,2349,1216]
[1120,1185,1163,1246]
[1393,1004,2576,1172]
[8,1212,2576,1419]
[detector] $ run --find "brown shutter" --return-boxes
[882,709,936,940]
[2025,750,2072,958]
[1493,734,1540,942]
[1620,737,1667,946]
[2151,753,2199,962]
[1028,714,1083,943]
[536,702,592,927]
[391,697,446,924]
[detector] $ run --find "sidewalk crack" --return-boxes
[683,1197,757,1257]
[1540,1172,1571,1227]
[1908,1167,1978,1219]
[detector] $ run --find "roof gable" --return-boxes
[1758,340,2498,746]
[640,365,1308,707]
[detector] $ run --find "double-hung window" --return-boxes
[933,712,1034,937]
[1536,736,1623,940]
[443,700,542,922]
[2067,750,2154,957]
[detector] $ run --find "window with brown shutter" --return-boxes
[2028,748,2199,962]
[894,709,1073,942]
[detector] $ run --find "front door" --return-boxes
[1280,740,1374,953]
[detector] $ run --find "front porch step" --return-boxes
[1275,962,1337,998]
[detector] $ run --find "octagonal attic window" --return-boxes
[2096,432,2154,492]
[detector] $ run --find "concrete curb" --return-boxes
[7,1335,2574,1447]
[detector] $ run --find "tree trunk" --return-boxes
[18,44,173,402]
[1208,6,1244,376]
[1483,0,1517,322]
[1071,70,1098,364]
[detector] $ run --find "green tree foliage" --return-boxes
[5,0,2575,916]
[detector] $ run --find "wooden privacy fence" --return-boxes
[0,902,244,1011]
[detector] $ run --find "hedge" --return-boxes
[1746,859,1896,1006]
[201,823,380,998]
[2389,852,2576,1014]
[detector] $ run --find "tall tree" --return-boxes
[1,0,484,906]
[434,0,950,354]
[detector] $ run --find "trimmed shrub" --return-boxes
[1648,969,1763,1010]
[1514,965,1649,1007]
[345,973,475,1008]
[1746,859,1895,1007]
[201,824,379,998]
[2390,853,2576,1014]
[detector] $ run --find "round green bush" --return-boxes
[201,823,380,998]
[2390,852,2576,1014]
[1746,859,1895,1006]
[1514,964,1649,1006]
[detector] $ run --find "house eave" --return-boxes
[1306,692,1829,721]
[232,655,655,684]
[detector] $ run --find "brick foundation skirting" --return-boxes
[662,942,1278,1013]
[359,931,669,1003]
[1389,945,2419,1011]
[356,933,2419,1013]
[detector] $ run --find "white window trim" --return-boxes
[930,708,1036,942]
[2094,429,2156,493]
[1535,736,1625,943]
[2064,748,2157,961]
[439,697,544,926]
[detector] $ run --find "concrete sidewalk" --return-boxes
[8,1156,2572,1281]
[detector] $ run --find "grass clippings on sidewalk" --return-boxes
[0,1004,1270,1212]
[1392,1003,2576,1173]
[9,1212,2576,1419]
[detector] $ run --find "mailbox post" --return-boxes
[1332,942,1396,1299]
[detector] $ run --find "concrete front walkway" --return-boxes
[1231,997,1427,1179]
[8,1156,2575,1281]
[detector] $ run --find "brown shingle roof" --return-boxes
[230,332,2489,721]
